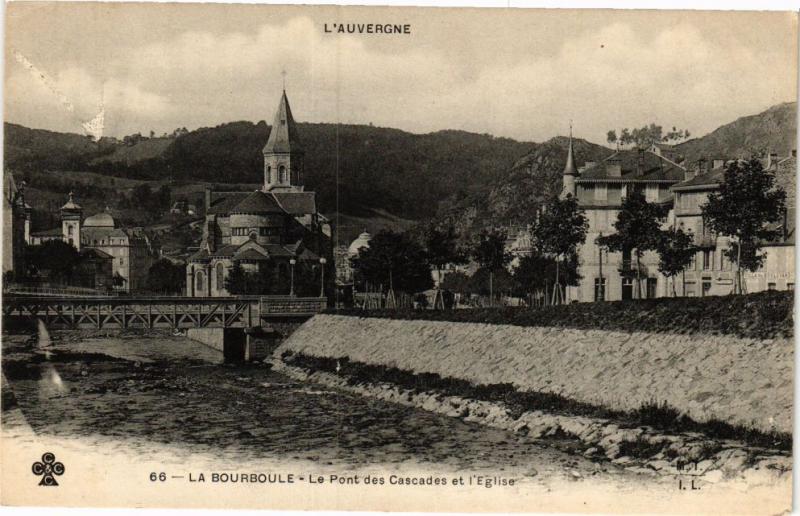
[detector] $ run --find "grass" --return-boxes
[282,351,792,452]
[327,291,793,340]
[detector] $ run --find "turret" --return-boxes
[560,126,579,200]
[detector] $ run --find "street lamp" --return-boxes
[319,257,327,298]
[289,258,296,297]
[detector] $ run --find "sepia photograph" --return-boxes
[0,3,797,513]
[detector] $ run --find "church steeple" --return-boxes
[263,87,304,192]
[560,124,579,200]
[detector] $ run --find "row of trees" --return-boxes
[607,123,690,149]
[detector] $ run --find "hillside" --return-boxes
[676,102,797,164]
[5,121,535,221]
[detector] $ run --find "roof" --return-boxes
[82,226,130,241]
[672,167,725,190]
[80,248,113,260]
[30,227,63,237]
[209,244,239,258]
[272,191,316,215]
[207,192,249,215]
[61,192,82,211]
[563,134,578,177]
[84,211,115,228]
[263,90,303,155]
[230,191,286,214]
[233,248,270,261]
[577,149,685,183]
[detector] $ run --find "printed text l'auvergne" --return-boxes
[324,23,411,35]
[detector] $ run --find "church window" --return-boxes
[267,166,272,183]
[67,225,73,236]
[249,231,257,241]
[216,263,224,287]
[196,271,204,291]
[279,166,287,183]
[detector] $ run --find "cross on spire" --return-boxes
[281,69,287,91]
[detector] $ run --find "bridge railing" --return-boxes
[260,296,327,315]
[3,285,114,298]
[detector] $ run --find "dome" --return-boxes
[84,211,115,228]
[348,231,372,256]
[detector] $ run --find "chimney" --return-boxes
[204,187,212,211]
[636,148,646,175]
[606,158,622,177]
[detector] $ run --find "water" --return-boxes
[1,330,658,485]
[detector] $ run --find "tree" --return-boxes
[351,230,433,295]
[423,221,467,307]
[598,189,666,299]
[701,159,786,294]
[146,259,185,295]
[472,229,511,306]
[157,185,172,212]
[440,271,471,296]
[607,124,690,149]
[655,227,697,296]
[531,196,588,304]
[26,240,81,285]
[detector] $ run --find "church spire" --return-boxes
[263,87,305,192]
[263,89,303,155]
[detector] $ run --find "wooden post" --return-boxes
[121,304,126,329]
[97,303,102,329]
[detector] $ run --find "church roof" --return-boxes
[263,90,303,155]
[207,192,249,215]
[234,248,271,261]
[272,191,316,215]
[230,191,285,214]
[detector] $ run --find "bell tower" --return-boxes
[263,85,304,192]
[60,192,83,250]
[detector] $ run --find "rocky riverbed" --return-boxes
[2,331,663,487]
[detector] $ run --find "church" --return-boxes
[186,88,331,297]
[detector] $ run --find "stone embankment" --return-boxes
[277,315,792,434]
[270,357,791,485]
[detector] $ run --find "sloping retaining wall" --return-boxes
[277,315,793,434]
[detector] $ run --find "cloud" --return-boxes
[5,15,796,144]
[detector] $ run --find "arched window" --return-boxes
[196,271,204,292]
[267,166,272,183]
[216,263,224,288]
[249,231,257,241]
[279,165,287,183]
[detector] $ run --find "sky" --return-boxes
[4,3,798,144]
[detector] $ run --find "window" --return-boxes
[67,225,73,236]
[216,263,224,288]
[688,253,696,271]
[646,278,657,299]
[702,280,712,297]
[768,282,777,291]
[196,271,204,291]
[232,227,249,236]
[259,227,279,236]
[594,277,606,301]
[702,250,712,270]
[279,166,287,183]
[645,184,659,203]
[594,184,607,202]
[267,166,272,183]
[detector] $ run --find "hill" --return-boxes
[5,121,535,221]
[676,102,797,164]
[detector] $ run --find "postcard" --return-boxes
[1,2,796,513]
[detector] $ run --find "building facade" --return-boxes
[28,197,157,293]
[562,137,796,302]
[186,88,330,297]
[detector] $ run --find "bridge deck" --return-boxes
[2,296,327,329]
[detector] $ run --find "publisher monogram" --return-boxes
[32,453,65,486]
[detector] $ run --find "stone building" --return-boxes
[186,88,330,297]
[561,134,796,301]
[28,196,157,293]
[561,135,684,302]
